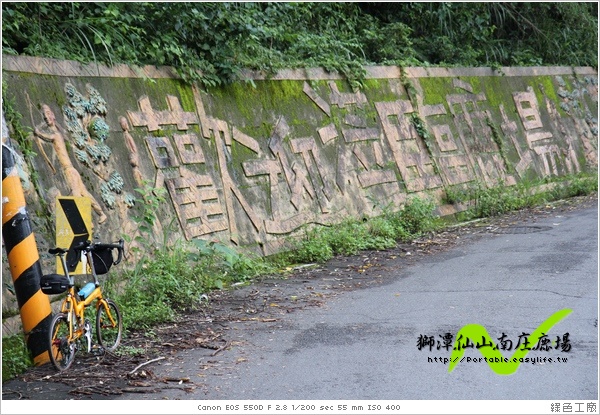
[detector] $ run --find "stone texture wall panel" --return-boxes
[2,56,598,309]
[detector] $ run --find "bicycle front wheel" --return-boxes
[96,299,122,352]
[48,313,75,371]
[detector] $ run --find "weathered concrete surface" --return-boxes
[2,55,598,311]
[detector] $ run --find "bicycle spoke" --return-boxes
[96,299,122,352]
[48,313,75,371]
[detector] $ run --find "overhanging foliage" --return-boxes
[2,3,597,88]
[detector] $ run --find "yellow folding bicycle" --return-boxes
[41,239,124,371]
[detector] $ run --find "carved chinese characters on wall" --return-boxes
[28,74,597,255]
[512,81,597,177]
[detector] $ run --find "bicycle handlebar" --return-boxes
[71,239,125,265]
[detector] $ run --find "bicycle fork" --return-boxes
[97,299,117,329]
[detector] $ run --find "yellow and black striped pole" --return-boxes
[2,117,52,365]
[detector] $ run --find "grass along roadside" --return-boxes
[2,335,32,382]
[445,173,598,220]
[105,195,442,334]
[2,173,597,381]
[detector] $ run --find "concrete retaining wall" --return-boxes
[2,55,598,315]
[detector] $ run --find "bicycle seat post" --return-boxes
[56,252,73,287]
[85,248,100,286]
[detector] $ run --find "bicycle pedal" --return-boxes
[85,337,92,353]
[91,345,105,356]
[83,319,92,353]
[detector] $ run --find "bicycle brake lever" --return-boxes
[114,239,125,265]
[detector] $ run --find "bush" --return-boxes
[2,335,32,382]
[398,196,439,235]
[446,173,598,220]
[111,238,277,331]
[291,196,439,263]
[2,3,596,88]
[292,229,335,264]
[554,175,598,198]
[381,196,440,241]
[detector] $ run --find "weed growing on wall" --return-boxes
[126,181,168,252]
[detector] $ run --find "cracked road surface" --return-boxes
[3,197,598,401]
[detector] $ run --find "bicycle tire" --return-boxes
[96,299,122,352]
[48,312,75,371]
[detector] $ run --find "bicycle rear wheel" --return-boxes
[48,313,75,371]
[96,299,122,352]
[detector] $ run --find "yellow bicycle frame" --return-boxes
[56,251,118,344]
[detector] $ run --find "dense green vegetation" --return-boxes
[2,3,597,88]
[2,334,32,382]
[445,173,599,220]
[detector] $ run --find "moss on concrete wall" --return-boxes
[2,57,598,311]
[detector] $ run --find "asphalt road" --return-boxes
[122,203,598,401]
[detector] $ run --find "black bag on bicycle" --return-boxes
[40,274,70,295]
[92,247,115,275]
